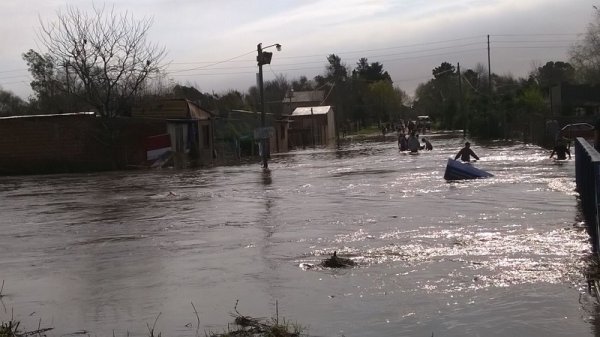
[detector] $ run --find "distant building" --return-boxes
[288,106,336,148]
[132,98,215,168]
[282,90,326,115]
[550,83,600,117]
[212,109,290,164]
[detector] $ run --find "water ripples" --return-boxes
[0,134,593,337]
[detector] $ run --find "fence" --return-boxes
[575,137,600,253]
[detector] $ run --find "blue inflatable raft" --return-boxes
[443,158,493,180]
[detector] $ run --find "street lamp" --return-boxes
[257,42,281,169]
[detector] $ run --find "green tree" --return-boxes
[414,62,459,129]
[216,90,247,112]
[324,54,350,83]
[245,74,290,117]
[22,49,85,114]
[353,58,391,82]
[263,74,291,117]
[432,62,455,79]
[533,61,575,90]
[22,50,59,108]
[0,88,28,116]
[365,80,396,123]
[320,54,351,140]
[351,58,397,124]
[291,76,315,91]
[518,84,545,116]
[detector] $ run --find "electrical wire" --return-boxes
[0,33,585,91]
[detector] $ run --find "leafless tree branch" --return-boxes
[37,4,167,118]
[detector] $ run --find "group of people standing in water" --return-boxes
[397,131,433,153]
[397,130,481,162]
[396,127,575,162]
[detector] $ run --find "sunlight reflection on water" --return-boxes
[0,135,594,337]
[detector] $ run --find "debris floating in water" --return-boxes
[321,251,356,268]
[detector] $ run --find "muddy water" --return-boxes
[0,132,595,337]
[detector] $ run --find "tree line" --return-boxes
[2,5,600,140]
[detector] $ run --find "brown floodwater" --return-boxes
[0,132,595,337]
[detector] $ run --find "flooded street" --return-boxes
[0,132,595,337]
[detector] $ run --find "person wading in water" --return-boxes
[455,142,480,162]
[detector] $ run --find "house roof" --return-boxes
[131,98,213,120]
[0,112,95,120]
[284,90,325,104]
[291,106,332,116]
[187,101,213,119]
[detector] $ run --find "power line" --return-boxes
[165,35,582,76]
[169,49,258,74]
[0,33,586,90]
[323,35,486,55]
[492,39,581,43]
[493,45,573,49]
[491,33,582,37]
[168,47,488,78]
[166,42,488,75]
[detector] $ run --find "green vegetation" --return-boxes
[209,314,305,337]
[0,319,20,337]
[0,300,305,337]
[0,318,53,337]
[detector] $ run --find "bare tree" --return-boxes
[37,4,167,118]
[570,9,600,84]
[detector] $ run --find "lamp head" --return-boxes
[276,44,282,51]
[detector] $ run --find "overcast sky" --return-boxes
[0,0,594,100]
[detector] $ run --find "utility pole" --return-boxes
[458,62,465,137]
[255,42,281,170]
[257,43,267,169]
[311,107,316,148]
[487,34,492,95]
[457,62,462,105]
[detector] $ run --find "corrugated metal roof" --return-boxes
[291,106,332,116]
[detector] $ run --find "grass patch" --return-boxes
[1,299,304,337]
[207,300,307,337]
[0,319,19,337]
[0,310,53,337]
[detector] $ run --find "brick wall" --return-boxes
[0,115,165,175]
